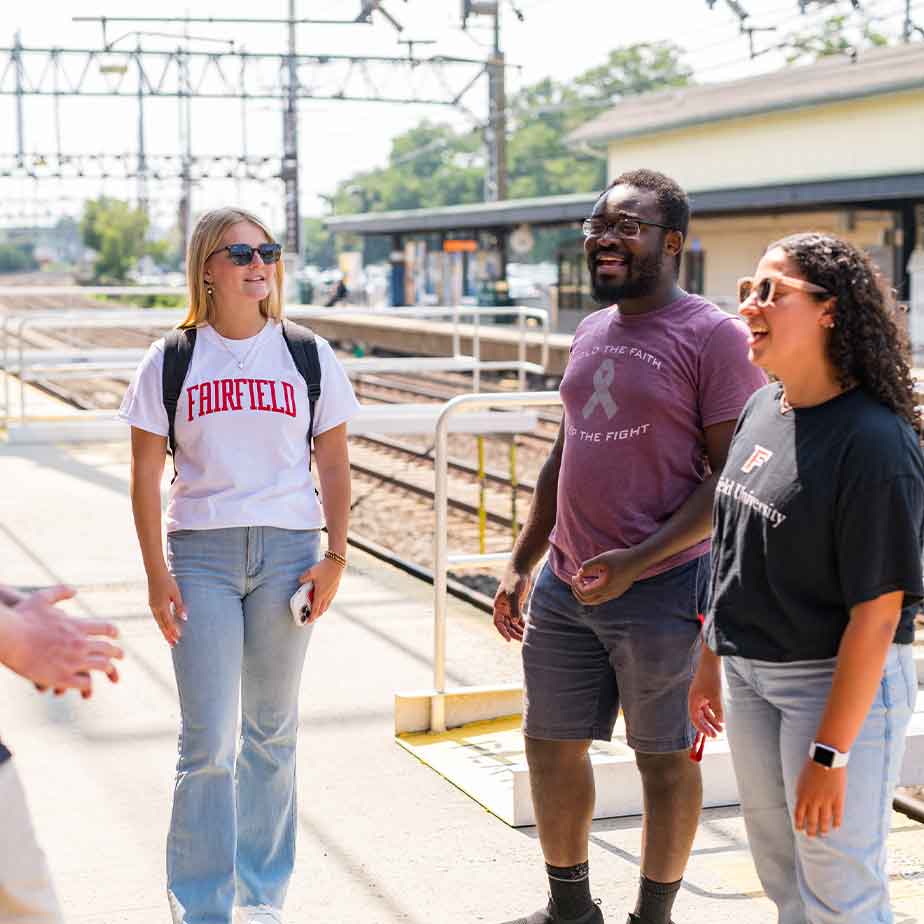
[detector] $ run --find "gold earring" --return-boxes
[206,285,214,297]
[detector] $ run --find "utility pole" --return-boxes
[486,5,508,202]
[13,31,24,170]
[136,40,148,217]
[177,40,193,259]
[282,0,301,277]
[461,2,507,202]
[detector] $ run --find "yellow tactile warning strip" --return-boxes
[396,713,637,826]
[398,717,924,918]
[396,715,525,825]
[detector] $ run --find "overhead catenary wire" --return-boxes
[332,0,923,179]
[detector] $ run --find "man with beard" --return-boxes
[493,170,765,924]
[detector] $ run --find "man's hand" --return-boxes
[794,760,846,837]
[493,566,532,642]
[571,548,645,605]
[0,585,123,698]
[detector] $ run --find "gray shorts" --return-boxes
[522,556,709,751]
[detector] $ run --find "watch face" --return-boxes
[812,745,836,768]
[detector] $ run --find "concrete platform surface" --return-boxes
[1,437,923,923]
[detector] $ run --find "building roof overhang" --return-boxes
[568,44,924,148]
[323,173,924,237]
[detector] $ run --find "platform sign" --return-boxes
[443,239,478,253]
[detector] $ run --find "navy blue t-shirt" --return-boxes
[706,384,924,661]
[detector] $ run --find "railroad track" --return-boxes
[351,371,562,443]
[3,310,538,548]
[5,300,923,827]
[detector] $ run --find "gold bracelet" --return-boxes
[324,549,347,568]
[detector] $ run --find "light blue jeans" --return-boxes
[724,645,916,924]
[165,526,320,924]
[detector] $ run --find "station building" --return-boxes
[325,42,924,345]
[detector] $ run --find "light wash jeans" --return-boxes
[165,526,320,924]
[724,645,916,924]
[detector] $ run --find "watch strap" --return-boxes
[809,741,849,768]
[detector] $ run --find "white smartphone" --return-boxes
[289,581,314,626]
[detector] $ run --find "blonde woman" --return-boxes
[119,208,358,924]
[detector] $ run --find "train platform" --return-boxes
[305,310,573,377]
[2,435,924,923]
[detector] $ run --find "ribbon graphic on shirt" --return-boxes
[582,358,618,420]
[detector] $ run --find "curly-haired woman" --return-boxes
[689,233,924,923]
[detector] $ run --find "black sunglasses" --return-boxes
[210,243,282,266]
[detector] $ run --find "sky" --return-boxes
[1,0,920,233]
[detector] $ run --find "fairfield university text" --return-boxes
[186,378,298,420]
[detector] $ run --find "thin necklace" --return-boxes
[213,322,265,370]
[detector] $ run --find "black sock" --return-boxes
[546,861,593,920]
[632,875,681,924]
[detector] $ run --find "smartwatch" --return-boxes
[809,741,849,769]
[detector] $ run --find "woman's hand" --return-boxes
[688,647,724,738]
[147,569,186,647]
[794,761,846,837]
[298,557,343,622]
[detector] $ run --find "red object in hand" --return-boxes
[690,612,707,762]
[689,732,706,762]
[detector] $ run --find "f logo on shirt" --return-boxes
[741,444,773,474]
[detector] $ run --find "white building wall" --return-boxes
[683,210,895,305]
[606,90,924,194]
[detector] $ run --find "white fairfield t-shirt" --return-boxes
[118,319,359,533]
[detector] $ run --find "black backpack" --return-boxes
[162,319,322,473]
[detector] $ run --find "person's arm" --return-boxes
[572,418,737,604]
[0,585,25,607]
[297,422,350,621]
[0,586,123,697]
[793,590,903,838]
[493,421,565,642]
[129,427,186,646]
[688,643,724,739]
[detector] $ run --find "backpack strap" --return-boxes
[281,319,323,469]
[162,326,197,480]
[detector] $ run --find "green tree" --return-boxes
[80,196,149,283]
[783,11,889,64]
[324,41,693,248]
[302,217,338,268]
[318,43,691,264]
[0,243,37,274]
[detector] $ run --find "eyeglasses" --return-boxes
[737,273,831,308]
[209,243,282,266]
[582,215,677,240]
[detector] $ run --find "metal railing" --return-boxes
[430,391,562,733]
[1,298,550,430]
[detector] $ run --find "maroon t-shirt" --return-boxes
[549,294,766,583]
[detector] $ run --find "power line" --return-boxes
[0,12,494,255]
[329,0,922,180]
